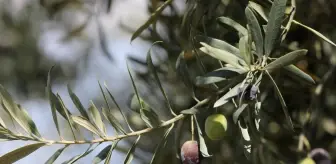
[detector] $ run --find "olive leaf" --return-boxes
[293,20,336,47]
[0,143,46,163]
[62,144,100,164]
[200,42,247,70]
[101,107,126,135]
[239,36,252,67]
[195,67,243,86]
[284,65,315,84]
[93,141,119,164]
[248,1,269,21]
[55,94,77,140]
[146,41,175,116]
[264,49,308,71]
[131,0,173,42]
[0,85,41,137]
[233,104,249,124]
[175,51,194,88]
[72,116,103,137]
[45,145,69,164]
[139,100,161,128]
[88,102,106,136]
[245,6,264,57]
[124,135,141,164]
[265,71,294,130]
[194,116,212,157]
[104,83,133,132]
[214,82,243,108]
[264,0,288,56]
[194,35,241,57]
[67,85,90,120]
[46,67,61,137]
[150,124,174,164]
[217,17,248,36]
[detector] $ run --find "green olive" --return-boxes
[298,157,315,164]
[205,114,228,140]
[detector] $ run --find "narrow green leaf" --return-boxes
[233,104,248,124]
[200,42,247,70]
[265,71,294,130]
[194,116,211,157]
[45,145,68,164]
[88,102,106,136]
[248,1,269,21]
[98,82,111,110]
[126,62,143,109]
[0,115,6,128]
[104,83,133,131]
[214,82,243,107]
[293,20,336,47]
[194,35,240,57]
[93,141,119,164]
[130,0,173,42]
[0,85,40,137]
[264,0,287,56]
[72,116,103,137]
[46,66,61,137]
[55,94,77,140]
[217,17,248,36]
[239,36,252,67]
[284,65,315,84]
[139,101,161,128]
[147,41,175,116]
[264,49,308,71]
[67,85,90,120]
[195,67,243,86]
[0,143,46,163]
[129,94,141,113]
[124,135,141,164]
[150,124,174,164]
[245,6,264,56]
[101,107,126,134]
[62,144,100,164]
[175,51,194,88]
[104,141,118,164]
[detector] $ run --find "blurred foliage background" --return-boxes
[0,0,335,163]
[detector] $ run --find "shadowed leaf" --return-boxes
[62,144,100,164]
[217,17,247,36]
[265,71,294,130]
[131,0,173,42]
[105,83,133,131]
[284,65,315,84]
[124,135,141,164]
[67,85,89,120]
[264,0,287,56]
[194,116,211,157]
[93,141,119,164]
[195,67,243,86]
[147,41,175,116]
[0,143,46,163]
[45,145,68,164]
[233,104,248,124]
[264,49,307,71]
[150,124,174,164]
[245,6,264,57]
[139,100,161,128]
[102,107,126,135]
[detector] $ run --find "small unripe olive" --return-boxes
[181,140,199,164]
[205,114,228,140]
[298,157,316,164]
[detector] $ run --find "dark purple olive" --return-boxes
[309,148,332,164]
[181,140,199,164]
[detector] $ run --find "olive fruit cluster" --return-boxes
[205,114,228,140]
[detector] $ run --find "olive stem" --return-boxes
[191,115,195,141]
